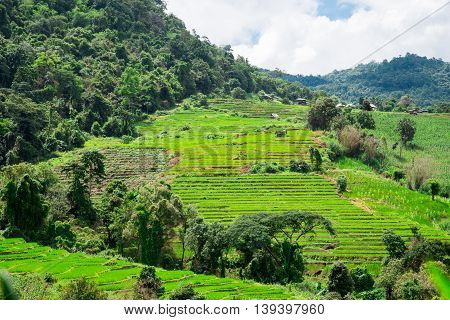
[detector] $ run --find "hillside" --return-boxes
[0,0,313,166]
[275,54,450,107]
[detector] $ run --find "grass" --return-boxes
[425,262,450,300]
[369,112,450,184]
[0,238,308,300]
[334,158,449,232]
[172,173,448,265]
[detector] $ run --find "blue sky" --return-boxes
[318,0,356,20]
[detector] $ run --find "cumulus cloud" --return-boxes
[165,0,450,75]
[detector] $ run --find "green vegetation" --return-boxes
[426,262,450,300]
[0,238,307,300]
[277,53,450,107]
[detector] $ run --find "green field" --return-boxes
[0,238,307,300]
[1,100,449,298]
[369,112,450,183]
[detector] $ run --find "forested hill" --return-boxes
[0,0,313,166]
[273,54,450,106]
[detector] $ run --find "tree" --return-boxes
[61,278,107,300]
[178,204,198,268]
[80,151,106,194]
[382,230,407,260]
[1,175,49,238]
[307,97,340,130]
[327,262,354,298]
[356,111,376,129]
[135,184,183,266]
[427,180,440,201]
[351,267,374,292]
[133,266,165,300]
[185,218,228,275]
[396,118,416,157]
[309,147,323,171]
[337,175,347,193]
[231,87,246,99]
[62,151,105,222]
[376,259,405,300]
[228,211,335,284]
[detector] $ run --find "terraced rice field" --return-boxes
[172,174,449,265]
[208,99,309,118]
[55,148,168,195]
[0,238,306,300]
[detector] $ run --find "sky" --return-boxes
[165,0,450,75]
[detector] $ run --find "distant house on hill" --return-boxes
[408,108,426,115]
[261,93,276,101]
[369,103,378,111]
[294,98,308,105]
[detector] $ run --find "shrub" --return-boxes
[327,141,343,162]
[355,288,385,300]
[251,162,285,174]
[406,157,433,190]
[289,159,311,173]
[338,126,363,157]
[231,87,246,100]
[337,175,347,193]
[133,266,165,300]
[356,111,376,129]
[275,129,287,137]
[327,262,354,297]
[90,121,102,137]
[351,267,374,292]
[61,278,107,300]
[393,170,405,181]
[121,135,134,144]
[392,271,437,300]
[168,284,205,300]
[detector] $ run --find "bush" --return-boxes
[90,121,102,137]
[393,271,437,300]
[251,162,285,174]
[356,111,376,129]
[121,135,134,144]
[168,284,205,300]
[133,266,165,300]
[289,159,311,173]
[61,278,107,300]
[338,126,363,157]
[337,175,347,193]
[327,262,354,297]
[406,157,433,190]
[351,267,374,292]
[275,129,287,137]
[355,288,385,300]
[393,170,405,181]
[327,141,343,162]
[231,87,246,100]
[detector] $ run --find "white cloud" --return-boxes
[165,0,450,75]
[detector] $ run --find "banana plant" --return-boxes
[0,271,18,300]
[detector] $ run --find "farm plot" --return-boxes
[55,148,168,195]
[208,99,309,119]
[172,174,449,265]
[86,109,317,175]
[0,238,307,300]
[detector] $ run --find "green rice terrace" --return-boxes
[1,99,449,299]
[0,238,305,300]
